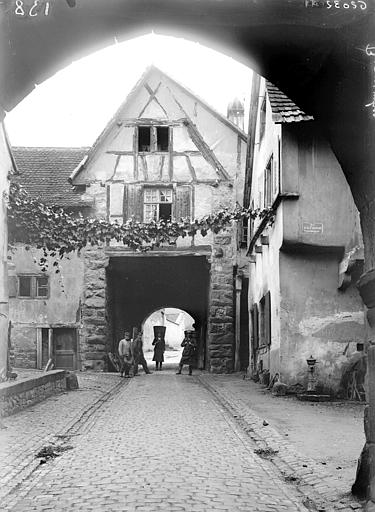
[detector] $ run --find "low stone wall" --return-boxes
[0,370,68,417]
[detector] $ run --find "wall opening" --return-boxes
[106,255,210,369]
[142,307,195,367]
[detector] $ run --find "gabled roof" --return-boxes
[70,65,246,183]
[12,146,91,207]
[266,81,314,123]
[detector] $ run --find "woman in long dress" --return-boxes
[152,333,165,371]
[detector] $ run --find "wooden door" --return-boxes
[53,328,77,370]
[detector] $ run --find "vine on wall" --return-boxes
[7,182,275,271]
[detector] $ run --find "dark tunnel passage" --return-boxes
[106,255,210,368]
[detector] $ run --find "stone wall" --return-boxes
[80,246,108,371]
[207,231,235,373]
[0,370,67,417]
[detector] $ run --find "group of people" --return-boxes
[118,330,152,378]
[117,329,198,378]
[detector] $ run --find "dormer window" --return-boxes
[137,126,170,153]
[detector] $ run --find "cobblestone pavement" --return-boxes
[0,372,123,503]
[2,370,309,512]
[198,374,364,512]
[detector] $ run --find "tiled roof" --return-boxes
[266,81,314,123]
[12,147,90,207]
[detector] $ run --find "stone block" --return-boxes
[84,297,105,308]
[85,352,106,360]
[214,236,231,245]
[86,335,106,345]
[272,382,288,396]
[85,317,105,326]
[83,360,105,371]
[209,316,233,324]
[66,373,79,390]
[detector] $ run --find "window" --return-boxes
[156,127,169,151]
[264,155,274,208]
[144,188,173,222]
[137,126,170,153]
[19,276,32,297]
[18,275,49,298]
[239,216,249,248]
[259,96,267,142]
[138,126,151,152]
[259,292,271,347]
[36,277,49,298]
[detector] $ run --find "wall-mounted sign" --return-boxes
[302,222,324,234]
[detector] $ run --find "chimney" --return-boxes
[227,98,245,130]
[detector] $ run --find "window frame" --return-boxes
[137,125,170,154]
[143,187,173,223]
[17,274,50,299]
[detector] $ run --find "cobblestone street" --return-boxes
[1,371,310,512]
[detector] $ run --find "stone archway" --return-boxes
[2,2,374,316]
[2,1,375,505]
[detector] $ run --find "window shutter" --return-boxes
[123,184,144,222]
[8,276,17,298]
[264,291,271,346]
[175,185,192,221]
[109,183,124,219]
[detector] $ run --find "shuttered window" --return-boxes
[123,184,144,222]
[122,184,191,223]
[251,304,259,351]
[175,185,192,220]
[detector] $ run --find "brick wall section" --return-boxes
[207,232,235,373]
[81,247,108,371]
[0,370,67,417]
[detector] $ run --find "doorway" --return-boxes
[53,328,77,370]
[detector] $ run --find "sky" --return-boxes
[5,33,253,148]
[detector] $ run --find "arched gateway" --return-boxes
[1,0,375,505]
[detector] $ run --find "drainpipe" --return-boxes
[234,274,242,372]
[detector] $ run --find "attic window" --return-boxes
[138,126,170,153]
[156,127,169,151]
[138,127,151,152]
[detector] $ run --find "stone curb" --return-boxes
[1,375,126,506]
[198,375,364,512]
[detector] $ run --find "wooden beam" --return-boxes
[48,328,53,361]
[36,329,42,370]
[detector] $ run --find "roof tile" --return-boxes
[12,147,90,207]
[266,81,314,123]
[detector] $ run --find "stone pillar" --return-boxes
[358,269,375,510]
[207,233,235,373]
[81,246,108,371]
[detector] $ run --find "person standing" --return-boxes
[133,331,152,376]
[152,333,165,371]
[176,331,197,376]
[118,330,133,378]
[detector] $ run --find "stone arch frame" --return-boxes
[140,305,196,332]
[2,2,375,504]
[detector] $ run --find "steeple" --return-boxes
[227,97,245,131]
